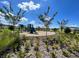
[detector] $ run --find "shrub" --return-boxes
[50,51,56,58]
[0,29,19,52]
[35,51,42,58]
[53,28,58,32]
[18,51,26,58]
[62,50,70,57]
[34,46,39,51]
[64,27,71,34]
[8,26,15,31]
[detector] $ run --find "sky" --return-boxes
[0,0,79,28]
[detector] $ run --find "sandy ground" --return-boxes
[20,31,55,37]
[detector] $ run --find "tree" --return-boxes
[0,1,40,31]
[0,2,25,30]
[8,25,15,31]
[57,19,68,32]
[38,6,57,39]
[64,27,71,34]
[19,24,25,32]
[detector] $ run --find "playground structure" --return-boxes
[27,24,37,34]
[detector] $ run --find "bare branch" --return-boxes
[38,14,45,22]
[58,19,68,29]
[48,12,58,24]
[9,1,13,12]
[3,6,9,13]
[45,6,50,15]
[57,21,61,25]
[16,9,26,20]
[17,9,22,16]
[21,11,26,17]
[51,12,58,20]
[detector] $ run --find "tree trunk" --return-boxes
[45,26,50,52]
[46,26,48,40]
[46,27,47,39]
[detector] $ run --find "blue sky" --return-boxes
[0,0,79,28]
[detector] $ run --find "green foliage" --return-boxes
[8,25,15,31]
[62,50,70,57]
[53,28,58,32]
[64,27,71,34]
[18,51,26,58]
[50,51,56,58]
[35,51,42,58]
[0,29,19,52]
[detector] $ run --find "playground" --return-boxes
[20,31,55,37]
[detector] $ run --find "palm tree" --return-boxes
[38,6,57,39]
[57,19,68,32]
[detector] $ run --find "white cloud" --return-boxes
[0,15,5,21]
[0,15,9,25]
[37,24,45,28]
[28,1,40,10]
[29,20,45,28]
[18,4,28,11]
[29,20,35,25]
[20,17,28,22]
[29,20,37,28]
[49,25,59,28]
[18,1,40,11]
[1,1,10,6]
[66,24,79,27]
[0,12,10,25]
[0,12,5,16]
[70,24,78,27]
[0,12,5,21]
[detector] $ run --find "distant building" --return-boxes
[69,27,79,33]
[69,27,79,31]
